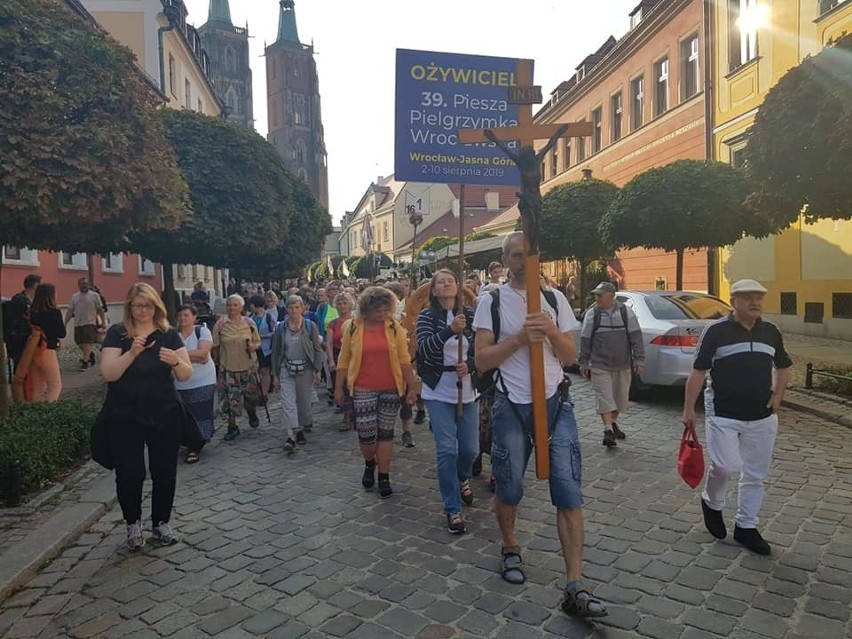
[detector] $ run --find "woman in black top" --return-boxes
[29,283,66,402]
[99,283,192,551]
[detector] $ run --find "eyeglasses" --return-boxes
[130,303,155,310]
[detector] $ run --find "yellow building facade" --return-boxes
[713,0,852,338]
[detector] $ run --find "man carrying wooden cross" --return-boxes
[473,232,606,617]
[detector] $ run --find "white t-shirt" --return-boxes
[174,325,217,390]
[68,291,102,327]
[420,309,477,404]
[472,284,578,404]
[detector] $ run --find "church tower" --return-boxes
[198,0,254,129]
[265,0,329,209]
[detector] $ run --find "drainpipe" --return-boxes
[157,5,179,95]
[703,0,718,295]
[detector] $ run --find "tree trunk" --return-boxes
[676,248,684,291]
[706,247,717,296]
[87,254,96,288]
[163,263,176,324]
[0,259,8,419]
[577,258,586,307]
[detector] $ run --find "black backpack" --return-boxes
[475,287,559,394]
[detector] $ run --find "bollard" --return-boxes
[806,362,813,390]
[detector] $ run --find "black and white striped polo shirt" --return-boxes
[694,314,792,421]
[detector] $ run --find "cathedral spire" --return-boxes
[208,0,232,25]
[276,0,301,45]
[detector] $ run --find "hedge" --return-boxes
[813,365,852,400]
[0,401,98,506]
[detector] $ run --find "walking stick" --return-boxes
[456,184,466,419]
[247,338,271,423]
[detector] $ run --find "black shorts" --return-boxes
[257,350,271,369]
[74,324,97,345]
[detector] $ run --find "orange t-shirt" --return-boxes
[355,323,396,390]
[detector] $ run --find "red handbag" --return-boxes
[677,427,705,489]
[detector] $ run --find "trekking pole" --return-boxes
[456,184,466,419]
[247,338,272,423]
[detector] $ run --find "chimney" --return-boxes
[581,168,593,180]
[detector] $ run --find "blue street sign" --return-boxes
[395,49,530,186]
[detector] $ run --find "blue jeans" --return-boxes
[491,392,583,509]
[424,400,480,514]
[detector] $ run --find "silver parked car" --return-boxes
[573,291,732,395]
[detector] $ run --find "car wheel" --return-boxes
[629,372,653,401]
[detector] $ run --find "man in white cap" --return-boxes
[682,279,792,555]
[578,282,645,447]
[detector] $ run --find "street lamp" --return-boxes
[408,205,424,285]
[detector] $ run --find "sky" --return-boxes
[182,0,640,224]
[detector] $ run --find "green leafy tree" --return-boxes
[541,178,619,300]
[349,253,392,279]
[419,236,456,254]
[129,110,320,315]
[0,0,188,251]
[746,33,852,225]
[464,231,496,243]
[600,160,759,290]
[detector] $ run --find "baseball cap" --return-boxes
[592,282,616,295]
[730,279,768,295]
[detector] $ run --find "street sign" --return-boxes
[404,190,428,217]
[394,48,531,186]
[507,85,542,104]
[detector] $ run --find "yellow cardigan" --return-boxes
[336,318,411,396]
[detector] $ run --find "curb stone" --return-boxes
[0,472,116,604]
[782,397,852,429]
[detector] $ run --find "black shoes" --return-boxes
[248,411,259,428]
[734,525,771,555]
[378,476,393,499]
[701,499,727,539]
[283,438,295,454]
[89,351,96,366]
[602,430,617,447]
[413,409,425,425]
[295,431,307,445]
[611,423,626,440]
[362,462,376,489]
[223,426,240,441]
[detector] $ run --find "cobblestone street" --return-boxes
[0,378,850,638]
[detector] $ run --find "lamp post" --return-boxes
[408,206,423,285]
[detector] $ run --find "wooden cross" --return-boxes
[458,59,592,480]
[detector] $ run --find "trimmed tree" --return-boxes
[746,33,852,225]
[0,0,187,251]
[418,236,456,254]
[540,178,620,300]
[128,110,314,316]
[600,160,760,290]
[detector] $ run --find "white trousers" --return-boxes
[702,413,778,528]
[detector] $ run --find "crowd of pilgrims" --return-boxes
[95,267,511,551]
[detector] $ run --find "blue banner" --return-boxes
[394,49,529,186]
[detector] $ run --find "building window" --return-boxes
[833,293,852,319]
[611,92,623,142]
[820,0,848,15]
[191,264,199,279]
[576,66,586,83]
[631,7,643,28]
[102,253,123,273]
[729,0,761,70]
[383,221,389,242]
[177,264,186,278]
[168,54,176,95]
[654,58,669,117]
[2,246,38,265]
[780,292,797,315]
[630,76,644,131]
[550,145,558,178]
[225,46,236,72]
[576,133,586,163]
[298,168,308,184]
[294,140,305,164]
[564,138,572,170]
[59,252,87,270]
[730,144,749,170]
[139,257,155,276]
[591,107,603,153]
[681,35,700,100]
[197,98,203,114]
[185,79,191,109]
